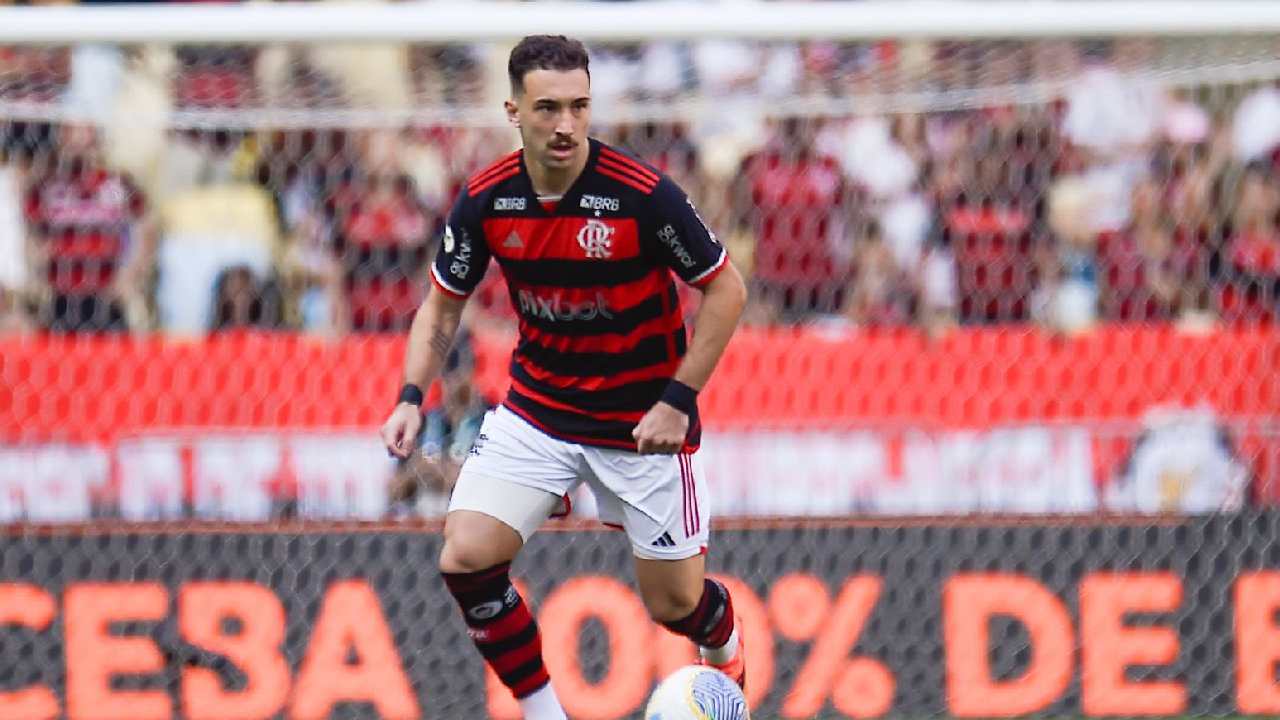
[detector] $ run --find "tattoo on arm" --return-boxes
[429,329,453,359]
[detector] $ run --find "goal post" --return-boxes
[4,1,1280,43]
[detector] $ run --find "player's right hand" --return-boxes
[380,403,423,459]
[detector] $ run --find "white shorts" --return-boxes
[447,405,711,561]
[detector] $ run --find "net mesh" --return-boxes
[1,28,1279,720]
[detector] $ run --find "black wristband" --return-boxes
[659,380,698,417]
[397,383,424,407]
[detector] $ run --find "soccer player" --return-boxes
[380,35,748,720]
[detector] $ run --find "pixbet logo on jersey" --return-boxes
[517,289,614,322]
[576,219,614,259]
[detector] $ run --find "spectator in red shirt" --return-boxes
[23,123,154,332]
[327,165,437,332]
[1097,177,1203,323]
[936,113,1049,324]
[173,43,256,111]
[731,117,859,320]
[1218,161,1280,325]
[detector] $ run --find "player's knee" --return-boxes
[435,540,483,568]
[439,537,506,574]
[439,511,522,574]
[639,580,702,622]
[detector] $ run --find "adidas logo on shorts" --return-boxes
[651,532,676,548]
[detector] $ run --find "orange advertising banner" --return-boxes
[0,516,1276,719]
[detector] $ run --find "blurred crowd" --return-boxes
[2,15,1280,338]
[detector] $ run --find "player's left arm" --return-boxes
[671,261,746,390]
[633,180,747,454]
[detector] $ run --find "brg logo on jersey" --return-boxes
[576,219,615,259]
[579,194,620,212]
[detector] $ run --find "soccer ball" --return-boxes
[645,665,749,720]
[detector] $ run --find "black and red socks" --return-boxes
[661,577,736,651]
[442,562,551,699]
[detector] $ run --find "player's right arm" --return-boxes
[381,197,490,458]
[382,290,467,458]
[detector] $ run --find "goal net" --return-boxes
[0,3,1278,718]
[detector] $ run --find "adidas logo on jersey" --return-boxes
[651,532,676,548]
[504,231,523,248]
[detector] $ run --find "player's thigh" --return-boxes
[447,406,579,547]
[583,448,711,562]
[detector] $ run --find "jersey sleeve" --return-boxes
[429,196,491,299]
[647,177,729,288]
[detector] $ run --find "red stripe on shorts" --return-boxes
[691,454,700,535]
[680,454,692,538]
[685,453,700,535]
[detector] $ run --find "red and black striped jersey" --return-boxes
[430,138,728,452]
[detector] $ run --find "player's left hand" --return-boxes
[632,402,689,454]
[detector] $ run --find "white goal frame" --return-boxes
[2,1,1280,44]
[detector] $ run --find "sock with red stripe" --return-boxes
[661,578,736,651]
[442,562,558,705]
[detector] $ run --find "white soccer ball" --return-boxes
[645,665,749,720]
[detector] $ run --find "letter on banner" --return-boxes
[539,576,652,719]
[944,574,1073,717]
[180,582,290,720]
[1080,572,1186,716]
[65,582,171,720]
[0,584,58,720]
[290,580,419,720]
[1236,572,1280,714]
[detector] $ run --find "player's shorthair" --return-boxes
[508,35,590,95]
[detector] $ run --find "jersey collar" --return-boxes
[517,138,601,216]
